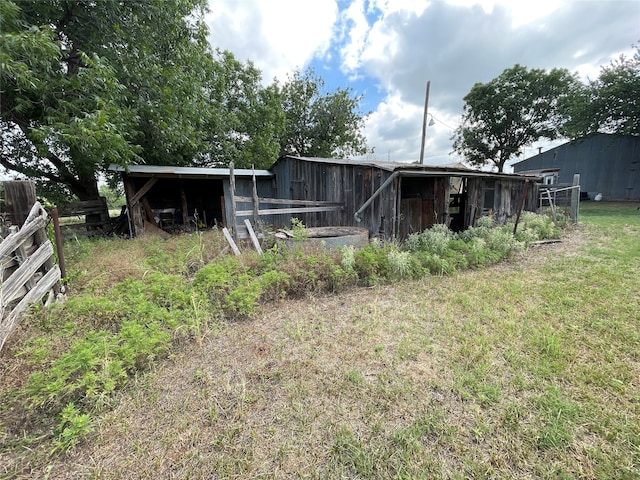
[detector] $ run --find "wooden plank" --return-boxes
[180,185,189,226]
[233,196,343,206]
[0,216,47,259]
[222,227,241,255]
[65,198,108,215]
[0,265,61,352]
[546,189,558,225]
[252,166,260,226]
[229,163,237,240]
[570,174,580,224]
[244,219,263,254]
[128,177,158,207]
[235,206,343,216]
[141,197,158,227]
[2,242,54,305]
[142,220,171,239]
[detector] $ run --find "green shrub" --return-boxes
[387,248,414,279]
[354,243,390,284]
[224,274,263,318]
[51,402,93,454]
[193,256,246,295]
[413,252,456,276]
[259,270,291,302]
[405,223,454,255]
[512,211,561,243]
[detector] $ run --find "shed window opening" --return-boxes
[482,181,495,213]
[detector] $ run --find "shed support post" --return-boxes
[124,178,143,237]
[252,166,260,228]
[512,179,530,235]
[229,162,237,241]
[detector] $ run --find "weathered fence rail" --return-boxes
[57,197,114,238]
[538,174,581,224]
[229,163,344,240]
[0,202,63,351]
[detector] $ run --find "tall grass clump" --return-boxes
[2,211,563,458]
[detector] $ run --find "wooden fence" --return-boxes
[538,174,581,224]
[57,197,115,238]
[229,163,344,240]
[0,202,63,352]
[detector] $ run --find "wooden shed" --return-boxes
[270,156,540,239]
[110,164,275,237]
[112,158,539,240]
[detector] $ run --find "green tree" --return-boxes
[205,50,285,169]
[452,65,578,172]
[0,0,213,205]
[562,46,640,138]
[278,68,369,159]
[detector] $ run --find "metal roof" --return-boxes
[279,156,537,180]
[108,164,274,178]
[109,158,537,182]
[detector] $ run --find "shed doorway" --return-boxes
[398,176,449,240]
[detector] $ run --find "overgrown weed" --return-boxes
[0,210,574,465]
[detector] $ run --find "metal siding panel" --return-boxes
[513,135,640,200]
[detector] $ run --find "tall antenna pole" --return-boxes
[419,80,431,164]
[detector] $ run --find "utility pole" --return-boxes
[419,80,431,164]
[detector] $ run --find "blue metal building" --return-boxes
[512,134,640,201]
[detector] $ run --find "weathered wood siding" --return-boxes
[3,181,37,227]
[223,177,276,230]
[466,178,539,227]
[0,202,63,351]
[398,176,450,239]
[271,158,398,237]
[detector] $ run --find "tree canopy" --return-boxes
[562,46,640,138]
[452,65,578,172]
[278,69,369,159]
[1,0,213,202]
[0,0,369,206]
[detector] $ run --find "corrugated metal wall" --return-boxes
[513,134,640,201]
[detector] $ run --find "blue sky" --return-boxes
[206,0,639,169]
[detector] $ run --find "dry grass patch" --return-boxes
[1,204,638,479]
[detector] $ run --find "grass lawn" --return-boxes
[1,202,638,479]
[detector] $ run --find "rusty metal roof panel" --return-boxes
[281,156,535,179]
[108,164,274,178]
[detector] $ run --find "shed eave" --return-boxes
[108,163,274,178]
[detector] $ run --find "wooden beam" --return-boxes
[233,196,343,206]
[124,178,143,236]
[222,227,241,255]
[180,185,189,226]
[141,197,158,227]
[252,166,259,227]
[244,219,263,254]
[235,205,344,216]
[129,177,158,206]
[229,163,237,241]
[570,174,580,224]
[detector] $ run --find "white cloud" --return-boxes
[360,93,461,164]
[340,0,638,162]
[206,0,338,82]
[205,0,638,165]
[338,0,370,72]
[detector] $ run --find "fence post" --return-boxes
[229,162,237,241]
[570,174,580,224]
[251,165,259,228]
[51,207,66,278]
